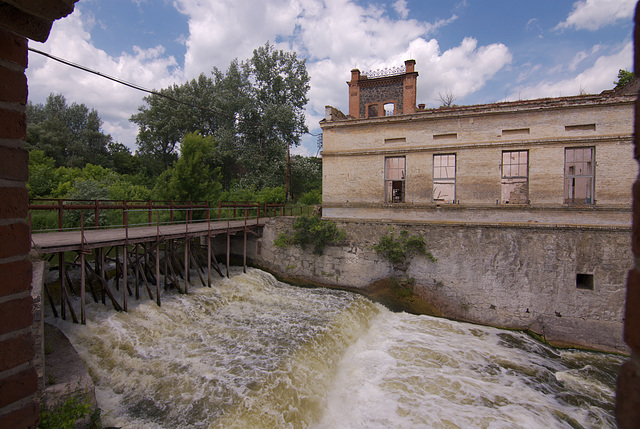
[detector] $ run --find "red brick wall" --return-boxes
[616,2,640,427]
[0,26,39,429]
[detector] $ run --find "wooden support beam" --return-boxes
[156,240,161,306]
[43,282,58,318]
[184,238,189,294]
[226,229,230,278]
[84,259,122,312]
[123,245,128,311]
[59,252,66,320]
[80,252,86,324]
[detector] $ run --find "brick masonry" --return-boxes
[0,24,38,429]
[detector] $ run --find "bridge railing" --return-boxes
[28,199,316,233]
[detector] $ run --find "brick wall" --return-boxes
[0,26,39,429]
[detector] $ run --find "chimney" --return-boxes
[348,68,361,118]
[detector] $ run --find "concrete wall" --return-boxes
[248,217,631,354]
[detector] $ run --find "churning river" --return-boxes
[48,268,624,429]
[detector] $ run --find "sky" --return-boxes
[27,0,635,157]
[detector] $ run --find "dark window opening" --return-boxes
[576,273,594,290]
[564,147,594,205]
[385,156,405,203]
[368,104,378,118]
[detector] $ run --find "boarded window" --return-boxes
[385,156,405,203]
[501,150,528,204]
[433,154,456,203]
[564,147,594,204]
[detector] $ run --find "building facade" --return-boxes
[322,64,636,227]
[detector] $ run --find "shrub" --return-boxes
[39,395,95,429]
[292,214,346,255]
[373,230,435,269]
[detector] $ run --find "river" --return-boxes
[48,267,624,428]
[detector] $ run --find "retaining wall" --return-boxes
[247,217,631,354]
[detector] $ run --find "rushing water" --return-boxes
[48,268,624,429]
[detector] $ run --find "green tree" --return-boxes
[28,150,57,198]
[614,69,634,89]
[27,93,112,168]
[152,133,222,203]
[236,42,310,194]
[131,74,220,176]
[290,155,321,201]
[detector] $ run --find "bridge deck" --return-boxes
[31,219,263,254]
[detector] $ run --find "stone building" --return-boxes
[322,62,636,225]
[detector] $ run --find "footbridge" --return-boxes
[29,199,309,325]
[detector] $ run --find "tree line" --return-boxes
[26,42,322,214]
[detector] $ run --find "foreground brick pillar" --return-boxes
[0,26,38,429]
[617,2,640,427]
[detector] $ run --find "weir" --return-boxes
[28,200,298,324]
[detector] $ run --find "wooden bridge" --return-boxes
[29,200,304,325]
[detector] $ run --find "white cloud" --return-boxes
[556,0,635,31]
[27,9,184,151]
[505,41,632,100]
[393,0,410,19]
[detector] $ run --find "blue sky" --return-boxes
[27,0,635,157]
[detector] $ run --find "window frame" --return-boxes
[564,146,595,205]
[501,150,529,204]
[432,153,456,203]
[385,156,406,203]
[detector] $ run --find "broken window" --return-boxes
[564,147,594,205]
[501,150,528,204]
[385,156,405,203]
[433,154,456,203]
[384,103,395,116]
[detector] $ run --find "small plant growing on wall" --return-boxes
[373,229,435,270]
[288,214,346,255]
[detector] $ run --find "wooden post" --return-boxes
[123,245,128,312]
[115,246,120,291]
[156,212,161,306]
[207,210,211,287]
[134,244,140,300]
[59,252,66,320]
[184,239,189,294]
[100,248,106,305]
[226,227,230,278]
[80,251,86,324]
[243,210,247,273]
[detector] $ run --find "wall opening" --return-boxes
[576,273,594,290]
[564,147,594,205]
[433,154,456,203]
[501,150,529,204]
[385,156,406,203]
[367,104,378,118]
[384,103,395,116]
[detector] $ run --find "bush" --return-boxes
[373,230,435,269]
[292,214,345,255]
[39,395,96,429]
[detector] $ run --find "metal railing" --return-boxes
[28,199,316,233]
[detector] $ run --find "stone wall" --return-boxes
[248,217,631,354]
[359,79,404,118]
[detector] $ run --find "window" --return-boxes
[576,273,594,290]
[385,156,405,203]
[501,151,528,204]
[564,147,594,204]
[433,154,456,203]
[384,103,395,116]
[367,104,378,118]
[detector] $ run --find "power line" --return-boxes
[27,46,321,137]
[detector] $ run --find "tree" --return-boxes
[27,93,112,168]
[437,89,457,107]
[614,69,634,89]
[131,74,219,175]
[236,42,310,196]
[152,133,222,203]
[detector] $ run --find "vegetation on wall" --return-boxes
[373,229,436,270]
[275,214,345,255]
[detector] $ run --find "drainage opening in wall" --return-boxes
[576,273,594,290]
